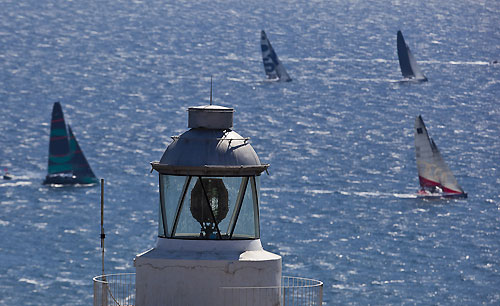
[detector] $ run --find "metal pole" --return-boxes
[100,179,108,306]
[101,178,105,276]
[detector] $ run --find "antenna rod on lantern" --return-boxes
[210,76,213,105]
[100,178,105,277]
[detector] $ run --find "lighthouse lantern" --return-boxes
[135,104,281,306]
[157,173,260,239]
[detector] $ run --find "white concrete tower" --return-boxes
[134,105,282,306]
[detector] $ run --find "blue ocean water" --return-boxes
[1,0,499,304]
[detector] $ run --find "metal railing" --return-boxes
[283,276,323,306]
[93,274,322,306]
[221,276,323,306]
[93,273,135,306]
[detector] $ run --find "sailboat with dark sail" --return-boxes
[260,30,291,82]
[414,115,466,198]
[3,168,12,180]
[43,102,98,185]
[397,30,427,82]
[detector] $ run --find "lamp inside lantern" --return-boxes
[190,178,229,239]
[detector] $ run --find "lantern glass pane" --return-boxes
[160,175,260,239]
[159,175,189,237]
[232,179,257,238]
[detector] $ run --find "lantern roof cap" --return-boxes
[188,105,234,129]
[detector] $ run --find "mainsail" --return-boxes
[46,102,73,175]
[44,102,98,185]
[414,115,465,195]
[397,31,427,81]
[260,30,291,82]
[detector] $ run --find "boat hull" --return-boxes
[43,174,98,185]
[400,76,428,83]
[416,192,467,199]
[264,77,291,83]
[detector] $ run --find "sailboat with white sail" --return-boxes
[260,30,291,82]
[397,30,427,82]
[414,115,466,198]
[43,102,98,185]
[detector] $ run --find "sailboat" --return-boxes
[260,30,292,82]
[414,115,466,198]
[43,102,98,185]
[3,168,12,180]
[397,30,427,82]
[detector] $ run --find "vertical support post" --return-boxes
[100,179,108,306]
[319,282,323,306]
[101,178,105,276]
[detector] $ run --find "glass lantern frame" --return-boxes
[158,174,261,240]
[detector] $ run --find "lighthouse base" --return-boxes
[134,238,282,306]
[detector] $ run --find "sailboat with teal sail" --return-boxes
[43,102,98,185]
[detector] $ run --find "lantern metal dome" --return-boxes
[151,105,268,176]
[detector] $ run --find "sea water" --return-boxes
[0,0,499,304]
